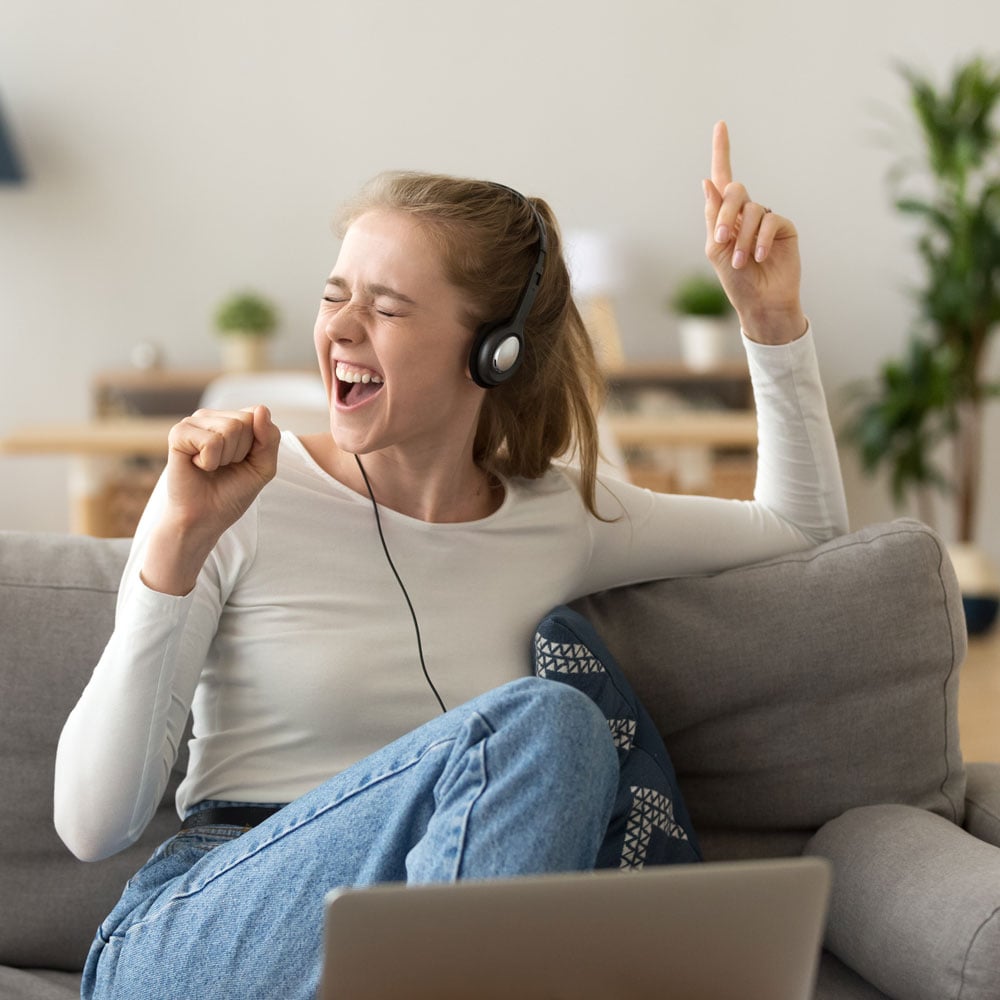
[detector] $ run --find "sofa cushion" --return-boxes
[533,606,701,869]
[570,519,967,844]
[814,953,891,1000]
[0,532,182,971]
[805,804,1000,1000]
[965,762,1000,849]
[0,967,82,1000]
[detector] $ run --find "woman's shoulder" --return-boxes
[505,462,646,516]
[505,462,579,502]
[272,432,358,496]
[244,433,372,541]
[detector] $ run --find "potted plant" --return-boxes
[214,292,279,371]
[844,55,1000,632]
[669,273,734,371]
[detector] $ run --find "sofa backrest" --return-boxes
[0,519,968,970]
[571,519,968,860]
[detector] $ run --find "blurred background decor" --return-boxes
[214,291,279,372]
[3,2,1000,571]
[0,92,24,183]
[669,272,735,371]
[565,229,628,372]
[845,55,1000,632]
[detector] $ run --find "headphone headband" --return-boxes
[469,186,549,389]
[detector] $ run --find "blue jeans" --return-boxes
[82,677,620,1000]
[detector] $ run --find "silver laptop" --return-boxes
[320,857,831,1000]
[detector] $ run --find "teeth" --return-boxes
[336,363,384,385]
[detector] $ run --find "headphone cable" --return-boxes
[353,453,448,714]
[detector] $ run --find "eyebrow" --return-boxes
[325,277,417,306]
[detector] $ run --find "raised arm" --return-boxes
[53,406,279,861]
[581,122,848,593]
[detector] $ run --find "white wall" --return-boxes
[2,0,999,561]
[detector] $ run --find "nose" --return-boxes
[321,303,366,345]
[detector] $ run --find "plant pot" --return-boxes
[947,543,1000,636]
[677,317,731,371]
[220,336,269,372]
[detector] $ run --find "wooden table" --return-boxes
[1,417,176,457]
[1,418,175,535]
[606,410,757,448]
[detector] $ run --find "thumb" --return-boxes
[247,405,281,480]
[252,403,273,433]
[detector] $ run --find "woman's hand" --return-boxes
[703,121,808,345]
[141,405,281,595]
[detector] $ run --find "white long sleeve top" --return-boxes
[54,330,848,861]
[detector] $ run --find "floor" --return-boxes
[958,624,1000,762]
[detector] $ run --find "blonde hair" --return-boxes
[338,171,608,519]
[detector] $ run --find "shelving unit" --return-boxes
[603,361,756,498]
[2,362,759,537]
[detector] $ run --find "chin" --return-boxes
[328,423,373,457]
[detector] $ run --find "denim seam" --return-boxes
[440,715,493,881]
[120,735,459,938]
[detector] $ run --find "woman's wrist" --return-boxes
[140,517,219,596]
[738,303,809,346]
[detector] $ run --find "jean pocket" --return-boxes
[161,825,244,858]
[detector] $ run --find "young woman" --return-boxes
[55,123,848,999]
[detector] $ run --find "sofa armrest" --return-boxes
[804,804,1000,1000]
[966,761,1000,848]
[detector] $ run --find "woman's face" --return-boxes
[314,209,484,459]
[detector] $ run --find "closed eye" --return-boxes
[324,276,416,314]
[323,297,398,318]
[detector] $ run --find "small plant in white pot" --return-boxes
[214,292,278,372]
[669,273,734,371]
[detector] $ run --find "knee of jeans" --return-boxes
[506,677,619,783]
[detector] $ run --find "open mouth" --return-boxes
[335,362,385,408]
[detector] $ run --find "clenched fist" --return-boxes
[142,405,281,595]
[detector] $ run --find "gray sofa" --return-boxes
[2,520,999,999]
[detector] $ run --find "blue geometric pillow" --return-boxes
[533,606,702,870]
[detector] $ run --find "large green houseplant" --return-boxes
[846,56,1000,544]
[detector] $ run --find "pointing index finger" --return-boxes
[711,120,732,191]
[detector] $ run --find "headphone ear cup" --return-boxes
[469,322,523,388]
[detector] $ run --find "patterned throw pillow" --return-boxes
[533,606,702,870]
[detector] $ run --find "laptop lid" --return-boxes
[320,856,831,1000]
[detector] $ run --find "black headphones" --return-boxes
[468,188,549,389]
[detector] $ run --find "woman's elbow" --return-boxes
[54,811,115,862]
[53,765,139,862]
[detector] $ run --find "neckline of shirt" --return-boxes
[280,431,517,530]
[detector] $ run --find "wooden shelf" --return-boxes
[605,359,751,381]
[604,361,756,499]
[93,369,219,418]
[607,411,756,448]
[606,361,753,410]
[0,417,175,458]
